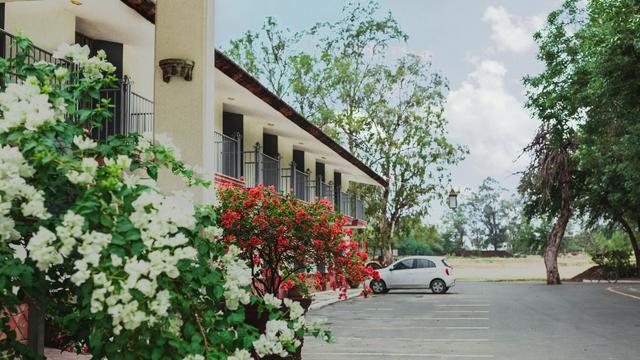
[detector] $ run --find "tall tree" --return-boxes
[465,177,515,251]
[225,2,465,262]
[523,0,640,281]
[571,0,640,275]
[520,0,584,284]
[358,55,465,262]
[442,207,468,253]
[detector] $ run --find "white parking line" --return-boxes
[329,326,490,330]
[436,304,490,307]
[436,310,490,313]
[347,317,489,320]
[339,337,490,342]
[303,352,494,358]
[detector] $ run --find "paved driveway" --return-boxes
[303,282,640,360]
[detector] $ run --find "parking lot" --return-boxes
[303,282,640,359]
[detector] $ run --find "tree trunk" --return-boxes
[617,217,640,276]
[544,178,572,285]
[380,219,396,266]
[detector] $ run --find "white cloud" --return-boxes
[482,5,545,53]
[445,58,538,190]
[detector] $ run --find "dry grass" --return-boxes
[446,254,594,281]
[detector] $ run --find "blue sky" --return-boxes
[215,0,563,221]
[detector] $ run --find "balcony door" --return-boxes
[262,133,279,190]
[220,112,243,179]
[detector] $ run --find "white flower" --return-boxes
[54,67,68,80]
[70,260,90,285]
[53,43,90,63]
[263,293,282,308]
[0,78,57,133]
[228,349,252,360]
[284,298,305,320]
[155,133,182,160]
[149,290,171,317]
[55,210,84,256]
[104,155,132,170]
[73,135,97,151]
[123,173,140,188]
[26,227,62,271]
[203,225,224,240]
[111,254,123,267]
[66,157,98,185]
[183,355,205,360]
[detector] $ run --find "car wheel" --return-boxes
[430,279,446,294]
[370,279,387,294]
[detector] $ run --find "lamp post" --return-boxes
[447,189,459,210]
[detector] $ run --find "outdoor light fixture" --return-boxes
[227,97,235,101]
[159,58,194,83]
[447,189,459,209]
[267,123,275,127]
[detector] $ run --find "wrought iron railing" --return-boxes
[316,176,334,203]
[214,132,242,179]
[336,189,364,219]
[0,28,153,139]
[244,143,281,191]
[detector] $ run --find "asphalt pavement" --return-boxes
[302,281,640,360]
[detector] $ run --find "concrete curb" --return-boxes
[309,288,363,311]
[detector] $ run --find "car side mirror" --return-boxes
[389,267,394,271]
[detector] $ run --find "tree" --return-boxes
[520,0,584,284]
[356,55,465,262]
[523,0,640,281]
[466,177,515,251]
[442,207,468,253]
[225,2,465,263]
[570,0,640,275]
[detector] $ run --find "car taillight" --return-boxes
[445,268,450,276]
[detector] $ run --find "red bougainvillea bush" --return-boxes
[217,184,377,299]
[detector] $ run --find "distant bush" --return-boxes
[586,230,636,277]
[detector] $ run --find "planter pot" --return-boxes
[244,296,312,360]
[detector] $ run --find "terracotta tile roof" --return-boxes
[120,0,388,188]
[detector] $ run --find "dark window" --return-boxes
[415,259,436,269]
[334,171,342,201]
[262,133,278,158]
[0,3,5,30]
[441,259,452,268]
[393,259,414,270]
[315,162,326,182]
[293,149,305,172]
[222,111,243,139]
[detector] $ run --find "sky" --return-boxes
[214,0,564,222]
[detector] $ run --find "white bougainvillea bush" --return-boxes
[0,36,325,360]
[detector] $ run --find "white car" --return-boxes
[369,256,455,294]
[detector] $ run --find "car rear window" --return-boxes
[441,258,452,268]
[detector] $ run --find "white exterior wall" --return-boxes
[5,2,76,52]
[123,44,154,100]
[5,1,154,101]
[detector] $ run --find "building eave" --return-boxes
[214,50,388,188]
[120,0,155,24]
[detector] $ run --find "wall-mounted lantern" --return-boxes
[159,58,194,83]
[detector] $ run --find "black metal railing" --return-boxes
[316,176,334,203]
[1,28,74,84]
[336,189,364,219]
[214,132,242,179]
[244,143,281,191]
[1,28,153,139]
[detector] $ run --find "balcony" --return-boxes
[213,138,365,221]
[0,28,153,139]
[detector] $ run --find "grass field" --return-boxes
[446,254,594,281]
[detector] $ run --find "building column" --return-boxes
[153,0,215,204]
